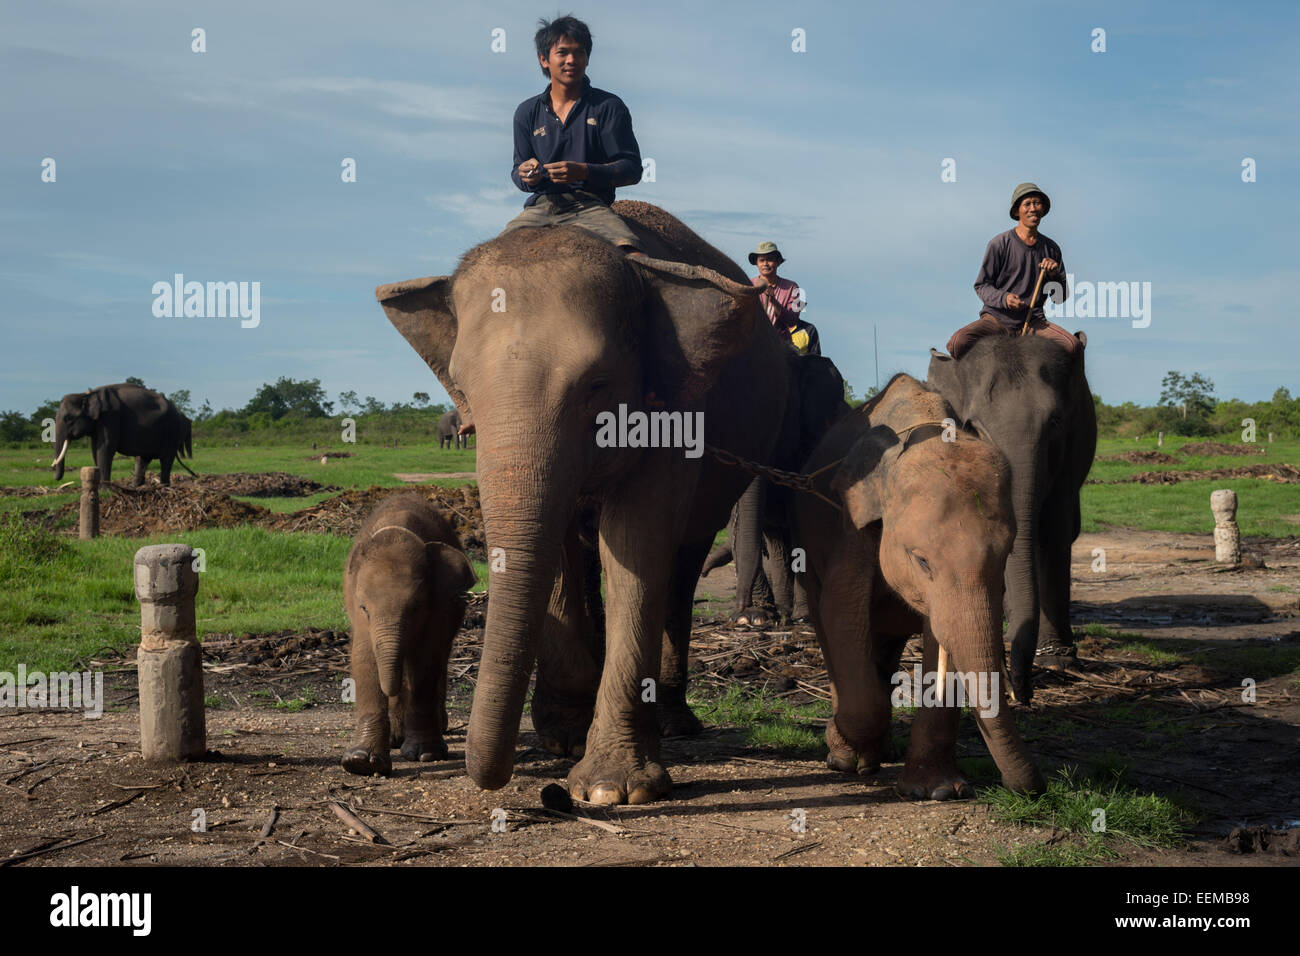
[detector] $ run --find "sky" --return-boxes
[2,0,1297,416]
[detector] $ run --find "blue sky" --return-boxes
[2,0,1296,415]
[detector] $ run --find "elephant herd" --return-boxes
[375,201,1096,805]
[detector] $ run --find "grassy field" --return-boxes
[1,431,1295,673]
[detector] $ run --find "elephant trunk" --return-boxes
[931,582,1044,794]
[1003,447,1043,698]
[465,423,574,791]
[371,623,404,698]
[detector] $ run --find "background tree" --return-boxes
[1159,371,1215,420]
[125,376,146,388]
[337,390,359,414]
[242,377,335,419]
[167,388,194,417]
[412,391,430,407]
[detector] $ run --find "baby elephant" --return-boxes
[794,374,1044,799]
[342,494,477,775]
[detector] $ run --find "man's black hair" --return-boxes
[534,15,593,76]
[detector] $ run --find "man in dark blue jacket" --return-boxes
[503,16,644,251]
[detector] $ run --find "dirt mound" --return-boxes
[1095,463,1300,485]
[169,472,337,497]
[1180,442,1266,457]
[270,485,485,558]
[304,450,353,460]
[56,484,272,535]
[1102,450,1185,465]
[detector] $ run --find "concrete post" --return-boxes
[79,466,99,540]
[1211,490,1241,565]
[134,544,206,762]
[1157,431,1164,447]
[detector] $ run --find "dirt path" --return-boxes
[2,532,1297,867]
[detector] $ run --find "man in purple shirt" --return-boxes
[502,16,644,252]
[947,183,1081,359]
[750,241,820,356]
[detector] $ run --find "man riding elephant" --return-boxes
[505,15,645,255]
[946,183,1080,359]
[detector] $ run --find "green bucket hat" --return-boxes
[748,240,785,265]
[1009,182,1051,220]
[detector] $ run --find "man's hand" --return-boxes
[519,160,543,185]
[1040,257,1062,276]
[543,161,588,183]
[1005,292,1024,310]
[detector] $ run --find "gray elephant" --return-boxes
[342,494,477,776]
[51,384,193,486]
[927,334,1095,702]
[793,373,1043,797]
[712,352,850,626]
[437,408,466,449]
[376,200,793,805]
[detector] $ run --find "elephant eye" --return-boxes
[358,603,369,616]
[910,551,932,578]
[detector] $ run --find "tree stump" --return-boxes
[134,544,206,763]
[79,466,99,540]
[1211,490,1241,565]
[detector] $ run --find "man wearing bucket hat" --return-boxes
[750,241,820,356]
[946,183,1080,359]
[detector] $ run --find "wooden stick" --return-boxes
[330,801,387,844]
[0,832,105,866]
[1020,260,1051,336]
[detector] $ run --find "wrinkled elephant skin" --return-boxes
[52,384,192,486]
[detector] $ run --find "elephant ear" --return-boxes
[376,276,472,424]
[428,542,477,595]
[927,348,965,421]
[87,387,121,420]
[831,425,902,531]
[632,256,760,404]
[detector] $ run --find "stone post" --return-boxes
[134,544,206,762]
[1211,490,1241,565]
[79,466,99,540]
[1157,431,1164,447]
[1268,432,1274,444]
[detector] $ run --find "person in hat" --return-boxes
[946,183,1080,359]
[503,15,644,253]
[750,241,820,356]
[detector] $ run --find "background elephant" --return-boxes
[51,384,193,486]
[710,352,850,625]
[927,334,1095,703]
[437,408,465,449]
[377,200,792,805]
[342,494,476,776]
[793,374,1043,797]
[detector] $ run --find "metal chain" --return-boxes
[703,443,843,511]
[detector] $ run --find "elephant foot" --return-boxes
[656,694,705,738]
[1034,640,1077,671]
[730,606,776,629]
[341,745,392,777]
[531,687,594,759]
[399,733,448,763]
[896,761,973,801]
[824,718,887,776]
[567,748,671,805]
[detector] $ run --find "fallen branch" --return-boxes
[0,832,105,867]
[330,801,387,844]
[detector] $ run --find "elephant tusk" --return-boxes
[50,438,69,467]
[936,645,949,695]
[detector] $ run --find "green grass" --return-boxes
[1081,478,1300,537]
[0,441,477,491]
[985,766,1195,866]
[273,688,319,712]
[691,685,831,755]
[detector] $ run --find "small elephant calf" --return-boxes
[342,494,476,776]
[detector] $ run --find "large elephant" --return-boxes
[51,384,193,486]
[436,409,465,449]
[376,200,791,805]
[792,374,1043,797]
[717,352,850,625]
[927,334,1095,703]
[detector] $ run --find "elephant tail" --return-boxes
[182,420,193,458]
[176,457,198,477]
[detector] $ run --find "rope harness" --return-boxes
[703,418,952,513]
[370,525,428,545]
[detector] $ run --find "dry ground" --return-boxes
[2,532,1298,867]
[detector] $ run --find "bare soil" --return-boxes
[2,529,1298,867]
[1179,442,1267,457]
[1091,463,1300,485]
